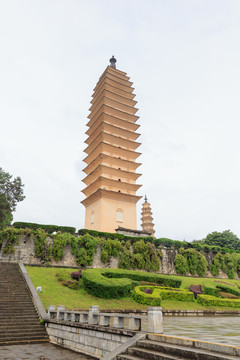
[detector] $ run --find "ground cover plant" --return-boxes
[26,266,240,311]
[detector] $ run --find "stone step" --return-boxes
[0,338,50,346]
[0,314,39,320]
[133,340,237,360]
[117,355,142,360]
[0,324,43,330]
[0,262,48,346]
[0,329,47,337]
[125,347,182,360]
[0,319,40,326]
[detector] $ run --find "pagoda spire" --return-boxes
[141,196,155,237]
[109,55,117,69]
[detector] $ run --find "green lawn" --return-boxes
[26,266,240,312]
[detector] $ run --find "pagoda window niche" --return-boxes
[116,209,123,222]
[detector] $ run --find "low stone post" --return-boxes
[48,305,56,319]
[113,316,124,329]
[129,317,141,331]
[88,305,99,325]
[80,313,88,323]
[57,305,65,320]
[99,314,110,326]
[147,307,163,334]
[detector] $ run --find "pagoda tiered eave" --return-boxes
[85,122,140,145]
[82,164,141,185]
[89,96,138,116]
[83,154,141,175]
[83,142,141,164]
[91,89,137,108]
[81,188,142,207]
[86,113,140,136]
[82,176,142,197]
[83,132,141,154]
[87,104,139,127]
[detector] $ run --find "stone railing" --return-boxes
[47,305,163,334]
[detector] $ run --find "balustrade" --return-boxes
[47,305,163,334]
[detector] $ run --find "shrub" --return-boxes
[0,228,19,255]
[132,286,162,306]
[34,229,48,260]
[82,269,132,298]
[13,222,76,234]
[220,292,239,299]
[71,234,98,267]
[71,270,81,280]
[119,249,133,269]
[100,238,123,263]
[174,253,188,275]
[216,284,240,297]
[100,249,109,263]
[175,248,207,277]
[197,294,240,308]
[144,288,153,294]
[133,285,194,305]
[82,269,181,298]
[78,228,154,242]
[202,285,221,298]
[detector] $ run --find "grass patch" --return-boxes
[26,266,240,311]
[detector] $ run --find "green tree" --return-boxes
[203,230,240,251]
[0,168,25,228]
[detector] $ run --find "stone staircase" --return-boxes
[117,333,240,360]
[0,262,49,345]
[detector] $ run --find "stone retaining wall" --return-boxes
[46,320,135,358]
[0,235,230,278]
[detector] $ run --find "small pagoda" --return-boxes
[82,56,142,233]
[141,196,155,237]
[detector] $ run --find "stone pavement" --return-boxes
[0,343,94,360]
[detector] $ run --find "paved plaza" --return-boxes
[0,343,94,360]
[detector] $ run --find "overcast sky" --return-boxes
[1,0,240,241]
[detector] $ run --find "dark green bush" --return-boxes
[175,248,207,277]
[78,228,154,242]
[71,234,98,267]
[82,269,181,298]
[0,228,19,255]
[197,294,240,308]
[174,253,188,275]
[202,285,221,298]
[56,271,81,290]
[216,284,240,297]
[13,222,76,234]
[132,286,162,306]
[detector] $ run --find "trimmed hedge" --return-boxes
[135,286,194,302]
[216,284,240,297]
[132,286,162,306]
[82,269,181,299]
[13,222,76,234]
[202,285,221,298]
[197,294,240,308]
[78,228,154,242]
[132,285,194,305]
[103,270,181,288]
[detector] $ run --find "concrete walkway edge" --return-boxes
[18,262,49,320]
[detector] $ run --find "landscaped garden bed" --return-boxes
[26,266,240,311]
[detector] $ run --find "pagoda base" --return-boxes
[82,189,141,233]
